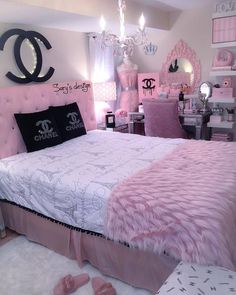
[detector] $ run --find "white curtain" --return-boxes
[89,34,115,83]
[88,34,115,123]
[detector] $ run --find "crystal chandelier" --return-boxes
[99,0,148,57]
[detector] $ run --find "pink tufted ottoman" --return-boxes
[156,261,236,295]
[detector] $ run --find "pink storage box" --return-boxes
[212,16,236,43]
[212,87,234,98]
[210,115,223,123]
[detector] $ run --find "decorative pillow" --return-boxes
[14,109,62,152]
[213,49,233,67]
[49,102,86,142]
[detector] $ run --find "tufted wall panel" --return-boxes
[0,80,96,159]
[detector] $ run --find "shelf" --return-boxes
[211,41,236,48]
[212,11,236,18]
[210,70,236,76]
[207,121,236,129]
[184,94,198,99]
[208,97,236,103]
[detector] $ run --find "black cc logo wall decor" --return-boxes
[0,29,55,83]
[142,78,156,96]
[142,78,156,90]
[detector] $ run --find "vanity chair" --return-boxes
[143,99,188,139]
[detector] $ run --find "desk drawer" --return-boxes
[183,117,197,125]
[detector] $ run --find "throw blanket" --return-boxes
[105,140,236,270]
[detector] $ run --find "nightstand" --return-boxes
[128,112,145,135]
[0,206,6,239]
[97,122,128,133]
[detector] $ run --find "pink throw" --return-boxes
[105,141,236,270]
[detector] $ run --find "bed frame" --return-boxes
[0,80,177,293]
[0,80,96,159]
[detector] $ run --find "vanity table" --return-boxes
[128,111,211,140]
[179,111,211,140]
[128,39,209,139]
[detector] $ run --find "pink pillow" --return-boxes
[213,49,233,67]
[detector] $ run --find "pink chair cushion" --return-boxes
[143,99,187,139]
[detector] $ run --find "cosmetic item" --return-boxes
[178,91,185,113]
[138,103,144,113]
[105,111,115,128]
[179,91,184,101]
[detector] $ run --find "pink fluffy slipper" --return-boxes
[91,277,116,295]
[53,273,90,295]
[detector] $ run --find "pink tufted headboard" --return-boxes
[0,80,96,159]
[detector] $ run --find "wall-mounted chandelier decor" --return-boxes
[0,28,55,84]
[144,42,157,56]
[97,0,148,57]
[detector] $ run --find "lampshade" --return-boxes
[93,81,117,102]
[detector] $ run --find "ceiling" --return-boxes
[0,1,101,32]
[0,0,219,33]
[131,0,218,12]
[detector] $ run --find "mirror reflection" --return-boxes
[199,82,212,99]
[168,58,193,85]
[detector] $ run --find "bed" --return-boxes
[0,80,236,293]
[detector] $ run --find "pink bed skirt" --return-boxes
[1,202,178,293]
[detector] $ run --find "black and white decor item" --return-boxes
[0,28,55,83]
[156,262,236,295]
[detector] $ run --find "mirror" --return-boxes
[168,58,194,85]
[199,81,213,113]
[169,58,193,73]
[161,40,201,94]
[199,81,213,99]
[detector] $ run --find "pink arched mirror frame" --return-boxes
[161,40,201,94]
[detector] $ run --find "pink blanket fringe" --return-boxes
[106,140,236,270]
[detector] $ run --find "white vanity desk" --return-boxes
[179,111,211,140]
[128,110,211,140]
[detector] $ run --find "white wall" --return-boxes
[0,3,224,89]
[0,23,89,87]
[132,3,215,85]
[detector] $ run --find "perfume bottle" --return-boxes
[105,111,115,128]
[138,103,144,113]
[178,91,185,113]
[179,91,184,101]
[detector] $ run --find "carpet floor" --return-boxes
[0,236,152,295]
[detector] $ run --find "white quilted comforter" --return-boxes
[0,130,185,234]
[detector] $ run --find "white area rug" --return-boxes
[0,236,151,295]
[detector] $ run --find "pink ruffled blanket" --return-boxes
[105,140,236,270]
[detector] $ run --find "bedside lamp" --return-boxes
[93,81,117,125]
[93,81,117,102]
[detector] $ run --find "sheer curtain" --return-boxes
[88,35,121,123]
[89,35,115,83]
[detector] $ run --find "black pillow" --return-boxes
[14,109,62,152]
[49,102,87,142]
